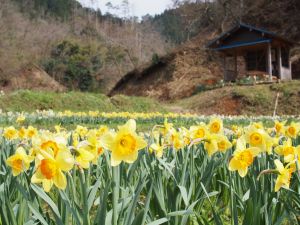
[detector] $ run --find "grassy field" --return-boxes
[176,80,300,115]
[1,81,299,117]
[0,90,166,113]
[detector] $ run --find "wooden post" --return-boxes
[223,54,227,81]
[277,46,282,79]
[235,52,238,80]
[267,43,272,81]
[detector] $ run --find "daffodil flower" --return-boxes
[3,126,18,140]
[6,147,34,176]
[275,139,297,163]
[274,120,286,136]
[274,159,293,192]
[204,134,232,156]
[229,137,260,177]
[208,117,223,134]
[149,143,164,158]
[101,119,147,166]
[285,122,300,139]
[190,123,209,140]
[31,149,74,192]
[244,125,273,153]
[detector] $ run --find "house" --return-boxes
[207,23,297,82]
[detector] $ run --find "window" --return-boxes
[246,50,266,71]
[281,48,289,68]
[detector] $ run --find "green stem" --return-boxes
[112,166,120,225]
[79,169,90,225]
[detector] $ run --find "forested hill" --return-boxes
[1,0,299,95]
[0,0,172,93]
[111,0,300,100]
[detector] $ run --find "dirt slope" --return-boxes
[110,0,300,100]
[175,81,300,116]
[110,36,223,100]
[1,64,66,92]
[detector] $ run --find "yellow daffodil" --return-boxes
[74,146,95,168]
[170,131,185,150]
[76,131,105,165]
[6,147,34,176]
[3,126,18,140]
[18,127,27,139]
[31,149,74,192]
[275,139,296,162]
[96,125,109,137]
[101,119,147,166]
[217,135,232,153]
[252,122,264,129]
[16,115,25,124]
[204,134,232,156]
[189,123,209,140]
[274,159,293,192]
[162,119,175,137]
[76,125,88,138]
[208,117,223,134]
[179,127,191,146]
[229,137,260,177]
[285,122,300,139]
[26,126,38,138]
[274,120,286,136]
[231,125,243,137]
[244,125,273,153]
[149,143,164,158]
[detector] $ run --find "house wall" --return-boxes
[281,63,292,80]
[237,55,247,78]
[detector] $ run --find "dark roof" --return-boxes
[207,23,296,50]
[214,38,272,50]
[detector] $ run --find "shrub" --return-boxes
[43,40,103,91]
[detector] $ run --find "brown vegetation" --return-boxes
[111,0,300,100]
[0,0,170,93]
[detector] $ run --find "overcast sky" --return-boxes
[77,0,173,18]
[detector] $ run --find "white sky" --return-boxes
[77,0,173,18]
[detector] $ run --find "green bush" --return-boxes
[43,40,103,91]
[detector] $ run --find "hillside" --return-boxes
[1,0,300,98]
[110,37,223,100]
[0,81,299,117]
[0,0,171,93]
[175,80,300,116]
[111,0,300,100]
[0,90,166,112]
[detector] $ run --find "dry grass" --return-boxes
[176,81,300,115]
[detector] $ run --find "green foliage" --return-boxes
[14,0,76,19]
[152,11,186,44]
[0,90,166,113]
[151,53,160,65]
[1,124,300,224]
[43,40,103,91]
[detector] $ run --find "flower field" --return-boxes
[1,112,300,225]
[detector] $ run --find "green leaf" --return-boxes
[242,189,250,202]
[147,218,169,225]
[28,202,49,225]
[30,184,64,225]
[88,177,101,211]
[94,181,110,225]
[141,183,153,225]
[167,209,193,217]
[131,209,144,225]
[58,190,81,225]
[124,177,146,225]
[178,185,189,207]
